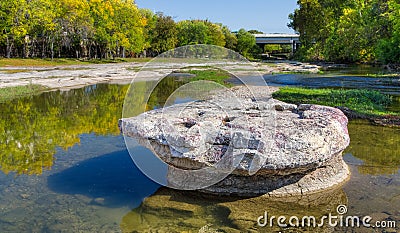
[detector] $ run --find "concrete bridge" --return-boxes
[254,34,300,54]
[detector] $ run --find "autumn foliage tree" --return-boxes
[0,0,146,59]
[0,0,257,59]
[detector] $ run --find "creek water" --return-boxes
[0,68,399,232]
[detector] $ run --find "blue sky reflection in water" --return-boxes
[47,140,161,208]
[0,133,160,232]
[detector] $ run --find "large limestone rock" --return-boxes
[120,86,350,196]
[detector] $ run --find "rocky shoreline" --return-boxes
[337,106,400,127]
[2,60,399,128]
[0,61,320,91]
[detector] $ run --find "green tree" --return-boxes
[177,20,209,46]
[56,0,93,58]
[222,26,237,50]
[112,0,147,57]
[0,0,29,58]
[88,0,146,59]
[264,44,282,53]
[140,9,157,54]
[177,20,226,47]
[149,13,178,55]
[22,0,57,58]
[376,0,400,64]
[235,29,256,58]
[289,0,395,63]
[248,29,264,34]
[204,22,225,47]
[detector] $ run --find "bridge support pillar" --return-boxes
[290,40,298,56]
[290,40,294,56]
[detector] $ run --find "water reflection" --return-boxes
[345,120,400,175]
[47,149,160,208]
[0,135,159,232]
[0,85,128,175]
[261,74,400,95]
[3,70,398,177]
[0,78,186,175]
[323,64,392,75]
[120,187,347,232]
[0,73,398,232]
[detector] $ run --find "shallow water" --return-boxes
[262,73,400,95]
[230,64,400,96]
[0,70,399,232]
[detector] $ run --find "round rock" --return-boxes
[120,86,350,196]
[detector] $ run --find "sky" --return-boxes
[135,0,299,34]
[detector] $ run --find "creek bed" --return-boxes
[0,69,399,232]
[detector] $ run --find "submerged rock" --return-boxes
[120,187,348,233]
[120,86,350,196]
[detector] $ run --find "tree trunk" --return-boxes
[23,42,26,58]
[42,37,46,58]
[88,43,91,59]
[99,45,102,60]
[31,38,36,58]
[58,41,61,58]
[51,40,54,60]
[116,41,119,58]
[6,36,11,58]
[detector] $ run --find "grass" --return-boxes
[0,84,47,102]
[187,69,232,86]
[271,71,316,75]
[272,87,397,117]
[0,57,237,68]
[262,63,278,67]
[0,69,33,74]
[0,58,152,67]
[364,73,400,78]
[0,67,96,74]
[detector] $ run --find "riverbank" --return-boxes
[316,62,400,76]
[273,87,400,127]
[0,60,320,92]
[0,84,46,102]
[0,58,152,67]
[3,60,399,127]
[338,106,400,127]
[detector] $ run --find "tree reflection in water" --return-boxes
[0,78,185,175]
[345,120,400,175]
[1,79,398,177]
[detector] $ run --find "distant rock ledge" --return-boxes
[119,86,350,197]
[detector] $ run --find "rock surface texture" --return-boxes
[120,86,350,196]
[0,61,320,90]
